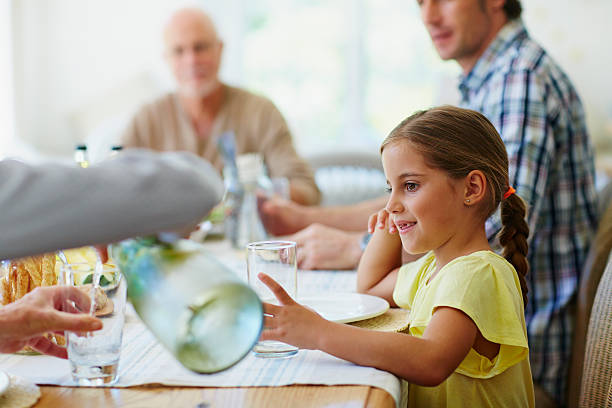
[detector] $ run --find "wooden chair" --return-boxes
[567,183,612,406]
[578,253,612,407]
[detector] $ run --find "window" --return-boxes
[237,0,458,154]
[10,0,459,158]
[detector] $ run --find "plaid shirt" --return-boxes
[459,19,599,405]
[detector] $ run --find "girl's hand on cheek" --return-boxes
[258,273,328,350]
[367,208,396,234]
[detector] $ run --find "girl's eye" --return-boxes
[385,186,392,194]
[405,182,418,192]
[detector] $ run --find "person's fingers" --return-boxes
[386,212,398,234]
[53,286,92,313]
[259,327,289,342]
[296,250,307,269]
[374,209,397,233]
[28,336,68,359]
[43,312,102,334]
[298,254,315,270]
[94,245,109,263]
[288,227,307,243]
[377,209,389,229]
[62,300,83,314]
[258,273,295,305]
[263,302,281,315]
[368,213,377,234]
[0,340,27,355]
[263,315,277,329]
[260,196,281,212]
[381,209,389,223]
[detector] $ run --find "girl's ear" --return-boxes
[463,170,487,206]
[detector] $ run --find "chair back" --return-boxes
[578,253,612,407]
[567,182,612,406]
[307,150,385,206]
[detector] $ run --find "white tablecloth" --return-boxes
[0,240,406,407]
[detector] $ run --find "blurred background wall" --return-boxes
[1,0,611,178]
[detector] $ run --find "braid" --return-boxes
[498,193,530,307]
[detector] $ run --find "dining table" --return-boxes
[0,239,408,408]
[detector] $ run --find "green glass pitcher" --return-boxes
[111,237,262,374]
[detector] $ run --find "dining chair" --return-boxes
[567,182,612,406]
[306,150,385,206]
[578,253,612,407]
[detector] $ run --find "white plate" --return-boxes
[0,370,9,396]
[298,293,389,324]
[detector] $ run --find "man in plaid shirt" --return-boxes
[419,0,599,404]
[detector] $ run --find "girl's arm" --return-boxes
[260,274,478,386]
[356,221,403,305]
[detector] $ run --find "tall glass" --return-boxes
[63,263,127,386]
[247,241,298,358]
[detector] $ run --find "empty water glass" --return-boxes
[247,241,298,358]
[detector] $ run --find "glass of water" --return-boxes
[63,263,127,386]
[246,240,298,358]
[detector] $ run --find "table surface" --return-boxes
[28,240,397,407]
[36,384,396,408]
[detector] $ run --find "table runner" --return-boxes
[0,240,406,407]
[0,308,403,407]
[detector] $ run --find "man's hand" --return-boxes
[287,224,363,270]
[94,245,109,263]
[260,196,310,236]
[0,286,102,358]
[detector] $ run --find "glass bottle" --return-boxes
[233,153,270,249]
[74,144,89,168]
[110,237,263,374]
[222,164,243,245]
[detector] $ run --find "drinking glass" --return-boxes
[271,177,290,200]
[247,240,298,358]
[62,263,127,386]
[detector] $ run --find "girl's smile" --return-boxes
[394,219,417,234]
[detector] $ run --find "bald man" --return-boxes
[121,8,320,205]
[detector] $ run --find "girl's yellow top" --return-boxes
[393,251,535,408]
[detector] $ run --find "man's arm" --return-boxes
[261,195,388,236]
[257,102,321,206]
[0,150,223,260]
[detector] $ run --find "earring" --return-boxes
[465,199,471,204]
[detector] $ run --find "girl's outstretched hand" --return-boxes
[258,273,328,350]
[367,208,396,234]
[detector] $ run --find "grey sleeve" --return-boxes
[0,150,224,260]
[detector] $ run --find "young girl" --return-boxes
[258,106,535,407]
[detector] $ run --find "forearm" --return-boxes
[0,150,224,259]
[289,179,321,206]
[316,320,448,386]
[356,226,403,301]
[308,196,388,231]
